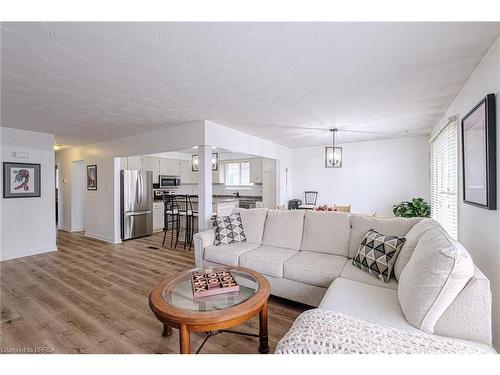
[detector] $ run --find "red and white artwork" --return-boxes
[10,167,35,193]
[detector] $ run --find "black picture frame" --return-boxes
[87,164,97,190]
[2,162,41,198]
[461,93,496,210]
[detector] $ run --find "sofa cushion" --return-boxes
[319,278,418,332]
[434,266,492,345]
[262,210,305,250]
[212,213,247,245]
[240,245,299,278]
[300,211,350,256]
[340,262,398,290]
[204,242,260,266]
[352,229,406,282]
[398,228,474,333]
[283,251,347,288]
[394,218,441,280]
[235,208,268,244]
[348,214,420,258]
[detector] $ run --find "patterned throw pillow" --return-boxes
[353,229,406,282]
[212,213,247,246]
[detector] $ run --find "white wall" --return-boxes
[292,136,430,217]
[70,160,85,231]
[0,128,57,260]
[56,120,291,243]
[431,36,500,350]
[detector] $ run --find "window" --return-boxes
[430,119,458,239]
[224,162,252,186]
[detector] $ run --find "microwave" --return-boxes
[159,175,181,188]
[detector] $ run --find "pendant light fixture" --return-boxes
[192,153,219,172]
[325,128,342,168]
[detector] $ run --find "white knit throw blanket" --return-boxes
[275,309,494,354]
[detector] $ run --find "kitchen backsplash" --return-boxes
[176,183,263,197]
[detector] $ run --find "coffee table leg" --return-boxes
[162,324,173,337]
[179,324,191,354]
[259,301,270,354]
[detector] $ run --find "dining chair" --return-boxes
[334,204,351,213]
[298,191,318,210]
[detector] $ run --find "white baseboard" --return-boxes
[58,226,85,233]
[0,246,58,262]
[84,232,116,244]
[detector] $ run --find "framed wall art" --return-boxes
[461,93,496,210]
[2,162,41,198]
[87,164,97,190]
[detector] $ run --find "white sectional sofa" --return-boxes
[193,208,494,353]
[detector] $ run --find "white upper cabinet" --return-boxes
[127,156,142,170]
[212,160,225,184]
[142,156,160,183]
[119,157,127,170]
[180,159,198,184]
[249,158,263,184]
[159,158,181,176]
[262,158,276,173]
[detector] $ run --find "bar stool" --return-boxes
[187,195,199,251]
[174,194,190,250]
[162,194,179,247]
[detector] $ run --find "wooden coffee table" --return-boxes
[149,266,271,354]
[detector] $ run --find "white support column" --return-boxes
[197,145,213,230]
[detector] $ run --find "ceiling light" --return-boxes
[325,129,342,168]
[54,144,63,151]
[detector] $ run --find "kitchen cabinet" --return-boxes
[262,158,276,173]
[212,199,239,216]
[249,158,262,184]
[143,156,160,183]
[213,161,225,184]
[160,158,181,176]
[153,202,164,232]
[180,159,198,184]
[127,156,142,170]
[119,157,127,170]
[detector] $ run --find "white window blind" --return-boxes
[224,162,252,186]
[430,119,458,239]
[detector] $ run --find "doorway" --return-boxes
[71,160,86,232]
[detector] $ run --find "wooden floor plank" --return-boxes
[0,230,308,354]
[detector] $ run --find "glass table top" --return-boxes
[162,268,259,312]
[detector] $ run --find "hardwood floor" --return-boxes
[0,230,308,354]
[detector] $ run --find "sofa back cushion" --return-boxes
[348,214,421,258]
[394,218,441,280]
[398,227,474,333]
[434,266,492,345]
[262,210,305,250]
[301,211,350,256]
[235,208,268,244]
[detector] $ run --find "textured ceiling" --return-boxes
[2,22,499,148]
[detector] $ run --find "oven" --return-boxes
[159,175,181,189]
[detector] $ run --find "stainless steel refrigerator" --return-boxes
[121,170,153,240]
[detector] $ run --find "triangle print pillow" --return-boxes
[212,213,247,246]
[352,228,406,282]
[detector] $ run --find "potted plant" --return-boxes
[392,198,430,218]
